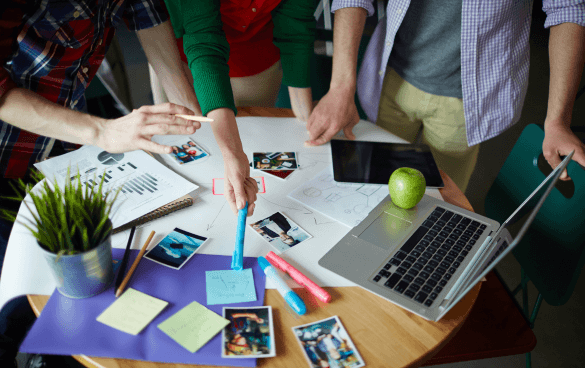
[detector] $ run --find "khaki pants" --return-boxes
[149,60,283,108]
[377,69,479,192]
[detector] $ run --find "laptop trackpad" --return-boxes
[357,212,413,251]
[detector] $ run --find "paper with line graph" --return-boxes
[34,145,198,227]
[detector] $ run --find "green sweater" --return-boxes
[164,0,316,116]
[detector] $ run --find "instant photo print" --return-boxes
[293,316,365,368]
[253,152,299,171]
[222,306,276,358]
[155,137,210,165]
[144,228,208,269]
[250,212,312,253]
[251,162,295,180]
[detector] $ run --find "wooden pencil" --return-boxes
[174,114,214,122]
[115,230,156,297]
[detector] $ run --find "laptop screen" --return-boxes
[492,152,575,248]
[441,151,575,314]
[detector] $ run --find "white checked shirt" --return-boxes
[331,0,585,146]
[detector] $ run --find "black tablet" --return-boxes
[330,140,444,188]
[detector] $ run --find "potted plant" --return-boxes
[2,169,120,298]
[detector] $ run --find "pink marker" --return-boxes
[265,251,332,303]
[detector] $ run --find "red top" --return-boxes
[177,0,282,78]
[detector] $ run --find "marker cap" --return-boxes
[284,291,307,315]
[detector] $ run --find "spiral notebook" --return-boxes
[112,194,194,234]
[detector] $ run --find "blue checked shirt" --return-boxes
[332,0,585,146]
[0,0,167,178]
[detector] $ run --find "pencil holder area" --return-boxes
[39,233,115,299]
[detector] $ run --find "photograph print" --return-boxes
[250,212,312,253]
[253,152,299,170]
[144,228,208,269]
[169,139,209,165]
[250,161,295,180]
[293,316,365,368]
[222,306,276,358]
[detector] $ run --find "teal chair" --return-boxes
[484,123,585,368]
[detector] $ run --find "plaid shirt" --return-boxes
[0,0,168,178]
[332,0,585,146]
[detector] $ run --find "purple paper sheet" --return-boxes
[20,250,265,367]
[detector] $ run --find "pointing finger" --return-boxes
[139,139,172,154]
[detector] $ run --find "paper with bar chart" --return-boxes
[34,146,198,227]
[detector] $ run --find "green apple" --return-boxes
[388,167,426,209]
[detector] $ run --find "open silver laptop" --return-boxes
[319,152,574,321]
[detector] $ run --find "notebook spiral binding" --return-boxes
[112,195,193,234]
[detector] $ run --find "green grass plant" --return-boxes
[2,168,120,256]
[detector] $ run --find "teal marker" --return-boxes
[258,256,306,315]
[231,202,248,271]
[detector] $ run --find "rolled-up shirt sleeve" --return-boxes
[0,5,22,100]
[123,0,169,31]
[331,0,375,17]
[542,0,585,28]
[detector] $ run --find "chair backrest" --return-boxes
[485,124,585,306]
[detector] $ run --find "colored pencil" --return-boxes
[115,230,156,297]
[115,226,136,290]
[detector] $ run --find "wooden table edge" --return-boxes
[27,108,481,368]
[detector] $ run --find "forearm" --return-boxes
[137,21,201,114]
[545,22,585,127]
[208,107,256,213]
[289,87,313,122]
[329,8,368,94]
[0,88,101,145]
[207,108,244,157]
[304,8,365,144]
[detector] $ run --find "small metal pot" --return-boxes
[39,230,114,299]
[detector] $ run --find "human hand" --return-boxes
[543,121,585,180]
[305,89,359,146]
[95,103,201,154]
[223,151,258,216]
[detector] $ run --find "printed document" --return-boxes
[34,146,198,227]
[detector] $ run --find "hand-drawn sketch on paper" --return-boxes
[287,169,388,227]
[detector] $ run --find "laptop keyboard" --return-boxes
[371,206,487,307]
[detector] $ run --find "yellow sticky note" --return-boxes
[97,288,168,335]
[158,301,229,353]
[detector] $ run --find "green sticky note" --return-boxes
[96,288,168,335]
[158,301,230,353]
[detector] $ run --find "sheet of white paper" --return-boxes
[0,117,445,310]
[34,146,198,227]
[288,168,443,228]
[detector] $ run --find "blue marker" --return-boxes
[258,256,307,315]
[231,202,248,271]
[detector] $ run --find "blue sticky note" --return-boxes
[205,269,257,305]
